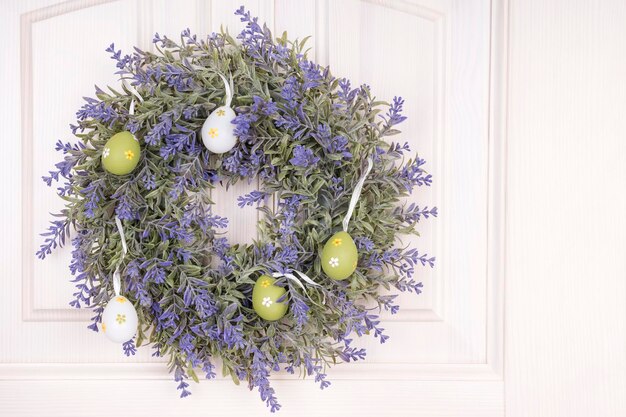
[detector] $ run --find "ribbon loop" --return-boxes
[342,157,374,232]
[272,271,326,305]
[112,216,128,297]
[218,73,233,108]
[115,216,128,256]
[122,79,144,116]
[122,79,144,103]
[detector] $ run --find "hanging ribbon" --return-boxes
[272,271,326,305]
[342,157,374,232]
[112,215,128,297]
[184,66,233,108]
[217,73,233,108]
[122,78,144,116]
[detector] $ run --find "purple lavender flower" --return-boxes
[338,78,357,104]
[76,96,119,125]
[122,338,137,356]
[146,63,195,91]
[237,190,268,207]
[174,363,192,398]
[179,333,195,354]
[142,172,157,190]
[311,124,352,159]
[395,203,438,224]
[160,124,197,159]
[42,140,85,186]
[169,176,186,200]
[329,177,344,198]
[145,265,166,284]
[399,157,433,192]
[277,195,303,243]
[382,96,408,129]
[299,60,324,90]
[234,6,283,71]
[339,346,367,362]
[36,219,69,260]
[354,236,375,251]
[280,76,301,109]
[87,306,103,331]
[251,349,281,412]
[115,194,139,220]
[275,246,299,268]
[378,294,400,315]
[387,141,411,157]
[290,293,309,331]
[251,96,278,117]
[303,354,331,390]
[202,358,216,379]
[68,230,98,310]
[82,181,103,219]
[289,145,319,168]
[145,112,174,146]
[222,314,246,350]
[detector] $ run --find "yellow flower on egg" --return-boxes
[125,150,135,160]
[115,297,126,303]
[261,279,271,288]
[102,323,107,333]
[332,238,342,247]
[116,314,126,324]
[209,128,218,138]
[217,109,226,116]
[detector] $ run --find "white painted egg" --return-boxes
[201,105,237,154]
[101,295,138,343]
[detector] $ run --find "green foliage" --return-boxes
[42,19,434,405]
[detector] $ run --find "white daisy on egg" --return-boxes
[329,257,339,268]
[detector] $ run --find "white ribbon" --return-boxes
[115,216,128,255]
[218,73,233,108]
[112,216,128,297]
[272,271,326,305]
[184,66,233,108]
[122,79,144,116]
[342,157,374,232]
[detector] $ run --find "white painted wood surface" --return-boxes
[0,0,624,415]
[504,0,626,416]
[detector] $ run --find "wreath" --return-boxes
[38,7,436,412]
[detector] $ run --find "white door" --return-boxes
[0,0,624,416]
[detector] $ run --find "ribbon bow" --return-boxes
[272,270,326,306]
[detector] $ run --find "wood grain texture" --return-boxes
[505,0,626,416]
[0,380,504,417]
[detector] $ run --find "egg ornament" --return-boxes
[101,131,141,175]
[201,105,237,153]
[252,275,288,321]
[201,74,237,154]
[101,295,138,343]
[321,231,358,280]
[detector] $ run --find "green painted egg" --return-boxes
[101,131,141,175]
[321,231,358,280]
[252,275,288,321]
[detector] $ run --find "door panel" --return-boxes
[4,0,499,415]
[8,0,625,416]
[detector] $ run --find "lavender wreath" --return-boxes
[37,7,436,412]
